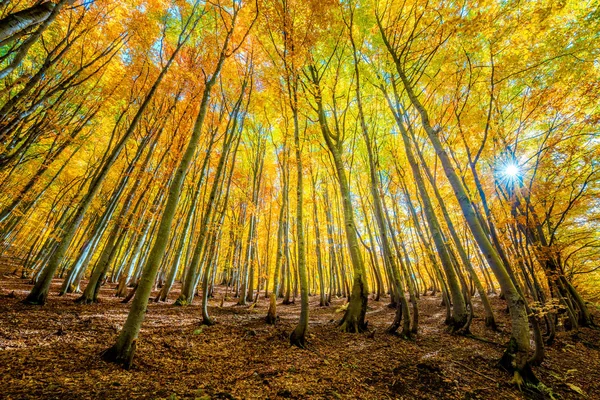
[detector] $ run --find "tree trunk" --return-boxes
[307,66,368,333]
[102,13,235,366]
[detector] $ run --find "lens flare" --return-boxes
[504,164,519,177]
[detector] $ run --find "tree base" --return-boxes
[23,290,47,306]
[454,325,471,335]
[498,337,539,388]
[101,340,137,370]
[386,299,403,334]
[173,297,190,306]
[74,295,97,305]
[388,329,411,340]
[289,328,307,348]
[454,312,472,335]
[485,316,498,331]
[338,289,368,333]
[445,315,469,334]
[339,318,368,333]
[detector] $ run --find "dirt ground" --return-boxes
[0,270,598,400]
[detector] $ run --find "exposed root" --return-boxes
[498,337,539,390]
[464,333,504,347]
[447,316,469,335]
[455,308,472,336]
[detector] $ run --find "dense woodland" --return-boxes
[0,0,599,398]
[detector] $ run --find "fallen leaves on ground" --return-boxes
[0,274,598,399]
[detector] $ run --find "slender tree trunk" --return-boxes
[179,78,247,306]
[411,139,496,329]
[202,127,242,324]
[307,66,368,333]
[0,0,69,80]
[266,159,288,322]
[289,91,309,347]
[311,168,328,306]
[0,2,56,43]
[102,12,237,366]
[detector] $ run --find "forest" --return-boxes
[0,0,599,399]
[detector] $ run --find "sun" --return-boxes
[503,164,520,178]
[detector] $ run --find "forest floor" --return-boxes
[0,270,599,399]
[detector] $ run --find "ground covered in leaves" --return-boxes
[0,270,599,399]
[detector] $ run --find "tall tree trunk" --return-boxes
[202,127,242,324]
[266,148,289,322]
[307,66,368,333]
[178,77,248,306]
[0,0,69,80]
[311,167,328,307]
[289,85,309,347]
[101,7,243,366]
